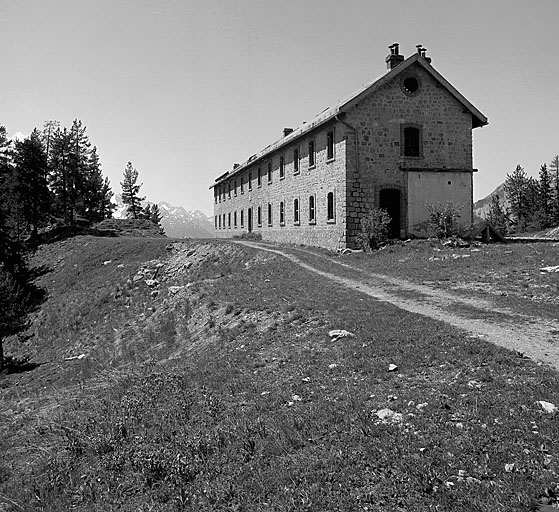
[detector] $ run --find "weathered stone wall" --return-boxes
[212,59,478,249]
[344,62,475,244]
[213,123,348,250]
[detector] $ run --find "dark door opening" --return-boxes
[247,208,253,233]
[379,189,401,238]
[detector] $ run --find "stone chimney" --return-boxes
[283,128,294,137]
[416,44,432,64]
[385,43,404,70]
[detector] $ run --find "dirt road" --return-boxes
[236,241,559,370]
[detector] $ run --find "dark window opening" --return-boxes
[240,209,244,227]
[293,148,299,174]
[294,199,299,224]
[279,156,285,179]
[309,140,315,167]
[228,212,231,228]
[327,131,334,160]
[403,76,419,94]
[327,192,335,221]
[279,201,285,225]
[257,206,262,226]
[403,127,420,157]
[267,162,272,183]
[234,211,237,227]
[248,172,252,190]
[257,168,262,187]
[309,195,316,223]
[268,203,272,226]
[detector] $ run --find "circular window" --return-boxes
[401,76,420,95]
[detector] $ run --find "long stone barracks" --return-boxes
[210,44,488,250]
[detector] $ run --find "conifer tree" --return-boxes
[13,129,50,236]
[486,194,508,234]
[121,162,145,219]
[537,163,553,228]
[49,127,72,224]
[504,165,530,232]
[550,155,559,224]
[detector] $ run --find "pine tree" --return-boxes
[150,204,162,226]
[537,163,553,228]
[81,146,114,222]
[0,125,19,266]
[486,194,508,234]
[121,162,145,219]
[504,165,530,232]
[13,129,50,236]
[68,119,92,222]
[550,155,559,225]
[49,127,72,224]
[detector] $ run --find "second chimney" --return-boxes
[385,43,404,70]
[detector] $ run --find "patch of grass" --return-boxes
[2,238,559,511]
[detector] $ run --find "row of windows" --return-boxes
[215,192,336,229]
[214,130,335,203]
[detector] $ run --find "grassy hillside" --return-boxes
[1,235,558,511]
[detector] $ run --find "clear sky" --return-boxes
[1,0,558,215]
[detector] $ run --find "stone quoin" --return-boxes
[209,44,488,250]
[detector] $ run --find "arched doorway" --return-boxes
[379,189,401,238]
[247,207,253,233]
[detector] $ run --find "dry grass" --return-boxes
[1,236,558,511]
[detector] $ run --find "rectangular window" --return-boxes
[327,192,335,222]
[268,203,272,226]
[240,176,244,194]
[222,213,225,228]
[293,148,299,174]
[218,215,221,228]
[234,211,237,227]
[267,161,272,183]
[214,189,218,204]
[402,125,421,157]
[234,179,238,196]
[293,198,300,225]
[279,156,284,179]
[257,206,262,226]
[240,209,244,227]
[309,195,316,223]
[327,131,334,160]
[279,201,285,225]
[309,140,315,167]
[228,182,231,199]
[258,168,262,187]
[215,216,217,228]
[248,171,252,191]
[228,212,231,228]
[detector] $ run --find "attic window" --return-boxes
[401,75,420,95]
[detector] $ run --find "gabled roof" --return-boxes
[211,53,488,188]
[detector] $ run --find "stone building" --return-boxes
[210,44,487,249]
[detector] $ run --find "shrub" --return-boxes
[426,201,463,238]
[357,208,392,251]
[0,267,27,370]
[233,232,262,241]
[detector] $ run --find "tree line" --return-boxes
[487,155,559,234]
[0,119,161,370]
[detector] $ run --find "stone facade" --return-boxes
[210,46,487,249]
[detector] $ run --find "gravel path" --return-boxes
[236,241,559,370]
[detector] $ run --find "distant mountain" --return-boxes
[473,183,505,220]
[112,195,214,239]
